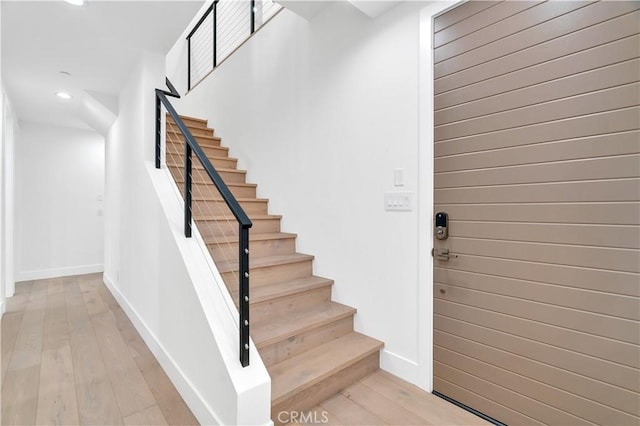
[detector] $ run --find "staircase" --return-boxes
[165,115,384,422]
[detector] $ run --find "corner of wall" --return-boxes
[2,89,18,298]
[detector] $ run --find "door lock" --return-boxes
[435,212,448,240]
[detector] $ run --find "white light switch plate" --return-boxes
[385,192,413,211]
[394,168,404,187]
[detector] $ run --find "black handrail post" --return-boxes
[213,1,218,68]
[239,224,250,367]
[184,141,193,238]
[187,36,192,91]
[250,0,256,34]
[155,96,161,169]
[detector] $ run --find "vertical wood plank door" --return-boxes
[432,1,640,424]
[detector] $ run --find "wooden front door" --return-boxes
[432,1,640,424]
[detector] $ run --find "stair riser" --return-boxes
[212,157,237,169]
[272,353,380,424]
[178,183,256,200]
[209,237,296,262]
[249,286,333,325]
[169,166,246,187]
[167,155,236,169]
[260,314,351,367]
[219,171,246,184]
[167,117,209,130]
[196,218,281,238]
[222,259,313,287]
[168,123,213,138]
[165,133,221,148]
[193,199,268,217]
[169,169,245,185]
[166,143,228,158]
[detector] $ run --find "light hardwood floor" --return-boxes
[288,370,490,426]
[2,274,488,426]
[1,274,198,426]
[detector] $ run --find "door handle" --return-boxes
[432,248,458,261]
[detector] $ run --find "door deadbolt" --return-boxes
[435,212,448,240]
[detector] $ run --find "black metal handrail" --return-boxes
[186,2,215,91]
[155,78,252,367]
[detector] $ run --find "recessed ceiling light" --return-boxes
[56,92,73,100]
[65,0,84,6]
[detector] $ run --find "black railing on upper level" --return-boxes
[155,78,252,367]
[186,0,282,91]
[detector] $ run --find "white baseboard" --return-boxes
[102,273,221,426]
[380,349,419,385]
[17,264,104,282]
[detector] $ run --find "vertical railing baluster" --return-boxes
[239,224,250,367]
[184,141,193,238]
[213,2,218,68]
[187,36,192,91]
[155,97,161,169]
[250,0,256,34]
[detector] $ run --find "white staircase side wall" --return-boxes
[104,52,271,426]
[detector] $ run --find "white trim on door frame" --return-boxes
[417,0,462,392]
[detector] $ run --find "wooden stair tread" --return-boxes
[252,302,355,348]
[174,180,256,189]
[166,141,226,151]
[166,135,222,146]
[166,128,220,139]
[167,113,208,125]
[203,232,296,245]
[217,253,314,274]
[194,214,282,221]
[167,165,246,175]
[249,276,333,304]
[166,154,234,165]
[269,332,384,406]
[191,196,268,202]
[167,159,234,169]
[166,120,213,130]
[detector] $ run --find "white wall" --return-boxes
[104,52,270,426]
[14,122,104,281]
[167,1,440,387]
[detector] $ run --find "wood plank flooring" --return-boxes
[289,370,491,426]
[1,274,198,426]
[2,274,490,425]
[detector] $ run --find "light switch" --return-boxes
[385,192,413,211]
[97,194,103,201]
[394,169,404,187]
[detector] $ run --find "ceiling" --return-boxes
[1,0,205,130]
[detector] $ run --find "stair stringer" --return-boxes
[143,161,272,426]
